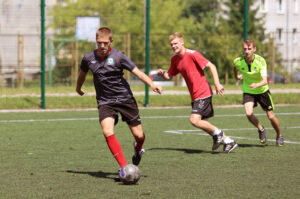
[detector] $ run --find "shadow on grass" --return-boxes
[66,170,117,180]
[237,143,267,148]
[66,170,147,185]
[148,147,221,154]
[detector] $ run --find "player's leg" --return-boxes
[259,91,284,146]
[117,98,145,165]
[129,124,145,165]
[99,106,127,168]
[244,94,266,144]
[190,97,237,152]
[244,102,264,130]
[266,110,282,137]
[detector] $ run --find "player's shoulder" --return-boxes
[254,54,267,65]
[186,49,196,54]
[254,54,266,61]
[84,50,97,61]
[111,48,121,54]
[233,56,244,65]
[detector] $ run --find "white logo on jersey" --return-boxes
[186,49,195,53]
[107,58,114,65]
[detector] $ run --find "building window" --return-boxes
[277,0,285,14]
[293,28,297,43]
[260,0,268,12]
[276,28,283,43]
[294,0,299,14]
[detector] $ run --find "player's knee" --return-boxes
[134,132,144,140]
[246,112,254,118]
[267,113,276,121]
[189,115,200,126]
[103,131,114,137]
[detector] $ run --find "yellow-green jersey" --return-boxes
[233,54,269,94]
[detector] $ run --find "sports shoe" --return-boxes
[223,141,238,153]
[276,136,284,146]
[132,142,145,166]
[212,131,224,150]
[258,126,267,144]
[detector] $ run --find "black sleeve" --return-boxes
[119,52,136,72]
[80,56,89,73]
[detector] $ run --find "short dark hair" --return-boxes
[96,27,113,41]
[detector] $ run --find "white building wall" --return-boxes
[256,0,300,73]
[0,0,56,76]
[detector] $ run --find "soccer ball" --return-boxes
[119,164,141,185]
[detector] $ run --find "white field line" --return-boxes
[1,88,300,98]
[0,112,300,123]
[164,127,300,145]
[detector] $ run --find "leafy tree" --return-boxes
[182,0,275,84]
[49,0,196,71]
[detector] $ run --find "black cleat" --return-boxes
[212,131,224,150]
[132,142,145,166]
[223,142,238,153]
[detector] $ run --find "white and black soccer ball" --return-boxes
[119,164,141,185]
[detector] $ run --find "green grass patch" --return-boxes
[1,93,300,109]
[0,106,300,198]
[1,83,300,95]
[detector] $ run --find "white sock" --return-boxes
[212,129,222,136]
[223,137,234,144]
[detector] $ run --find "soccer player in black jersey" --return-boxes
[76,27,162,171]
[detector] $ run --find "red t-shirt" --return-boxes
[168,49,212,101]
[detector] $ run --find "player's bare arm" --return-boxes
[76,70,87,96]
[206,62,224,96]
[249,76,268,89]
[234,67,243,80]
[132,67,163,94]
[157,69,173,80]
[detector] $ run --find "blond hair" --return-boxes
[243,39,256,48]
[169,32,184,43]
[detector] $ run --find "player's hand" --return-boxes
[249,83,258,89]
[237,74,243,80]
[76,89,85,96]
[215,83,224,96]
[152,85,163,94]
[156,69,165,77]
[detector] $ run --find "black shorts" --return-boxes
[98,98,141,126]
[191,96,214,119]
[243,90,274,111]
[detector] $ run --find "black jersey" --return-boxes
[80,48,136,106]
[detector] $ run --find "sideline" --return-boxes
[1,88,300,98]
[0,104,300,113]
[164,128,300,145]
[1,112,300,123]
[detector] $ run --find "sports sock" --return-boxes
[212,129,222,136]
[135,133,145,151]
[223,137,234,144]
[105,134,127,168]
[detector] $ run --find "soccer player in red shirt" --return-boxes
[157,32,237,153]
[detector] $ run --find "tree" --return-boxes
[182,0,271,84]
[49,0,197,70]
